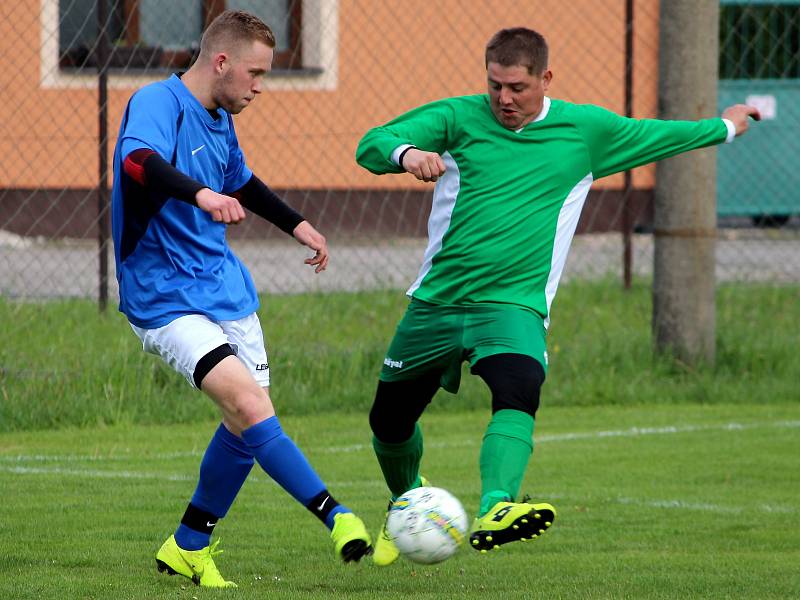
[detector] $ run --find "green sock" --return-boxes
[479,409,535,516]
[372,423,424,500]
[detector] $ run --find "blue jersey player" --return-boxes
[111,11,372,588]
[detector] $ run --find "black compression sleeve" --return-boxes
[234,174,305,235]
[141,152,206,205]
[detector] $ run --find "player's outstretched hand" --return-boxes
[401,148,447,182]
[721,104,761,137]
[195,188,246,224]
[293,220,329,273]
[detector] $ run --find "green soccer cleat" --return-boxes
[469,500,556,553]
[373,476,430,567]
[155,535,237,588]
[331,512,373,562]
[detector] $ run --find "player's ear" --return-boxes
[541,69,553,90]
[213,52,228,74]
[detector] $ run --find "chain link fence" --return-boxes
[1,0,799,305]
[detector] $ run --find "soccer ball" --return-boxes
[386,486,469,565]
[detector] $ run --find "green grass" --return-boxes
[1,404,798,599]
[1,281,799,432]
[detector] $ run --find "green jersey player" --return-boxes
[355,27,759,564]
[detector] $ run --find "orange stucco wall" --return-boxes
[0,1,660,191]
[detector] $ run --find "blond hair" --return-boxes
[200,10,276,56]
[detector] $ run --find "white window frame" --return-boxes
[40,0,339,91]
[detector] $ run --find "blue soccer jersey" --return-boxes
[112,74,256,328]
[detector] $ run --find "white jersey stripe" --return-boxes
[407,151,461,296]
[544,172,594,328]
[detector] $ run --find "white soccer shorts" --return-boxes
[130,312,270,388]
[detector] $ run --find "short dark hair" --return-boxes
[485,28,548,75]
[200,10,276,56]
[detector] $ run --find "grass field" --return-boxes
[2,404,799,599]
[2,281,798,597]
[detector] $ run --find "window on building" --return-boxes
[720,3,800,79]
[59,0,302,70]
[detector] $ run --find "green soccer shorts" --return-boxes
[380,298,548,393]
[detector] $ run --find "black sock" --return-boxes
[175,503,220,550]
[306,489,341,526]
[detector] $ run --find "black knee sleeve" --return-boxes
[369,372,441,443]
[472,353,545,417]
[194,343,236,388]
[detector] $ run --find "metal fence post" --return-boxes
[97,0,110,312]
[622,0,634,290]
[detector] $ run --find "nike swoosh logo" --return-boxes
[317,496,329,511]
[191,145,205,156]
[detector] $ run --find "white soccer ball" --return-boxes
[386,486,469,565]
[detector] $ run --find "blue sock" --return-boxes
[242,416,351,530]
[174,523,210,552]
[327,505,349,529]
[175,423,255,550]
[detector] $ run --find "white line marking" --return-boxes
[535,420,800,443]
[613,496,795,514]
[3,465,194,482]
[0,450,203,463]
[318,420,800,454]
[1,420,798,463]
[518,492,796,515]
[0,464,386,490]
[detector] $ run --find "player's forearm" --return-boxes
[355,127,410,175]
[232,175,304,235]
[357,99,454,175]
[123,148,205,205]
[592,117,729,179]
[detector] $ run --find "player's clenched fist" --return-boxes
[195,188,246,224]
[401,148,447,182]
[721,104,761,136]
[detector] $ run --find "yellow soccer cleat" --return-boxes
[331,512,373,562]
[373,504,401,567]
[469,500,556,552]
[155,535,237,588]
[373,476,430,567]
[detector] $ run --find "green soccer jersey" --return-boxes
[356,95,729,326]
